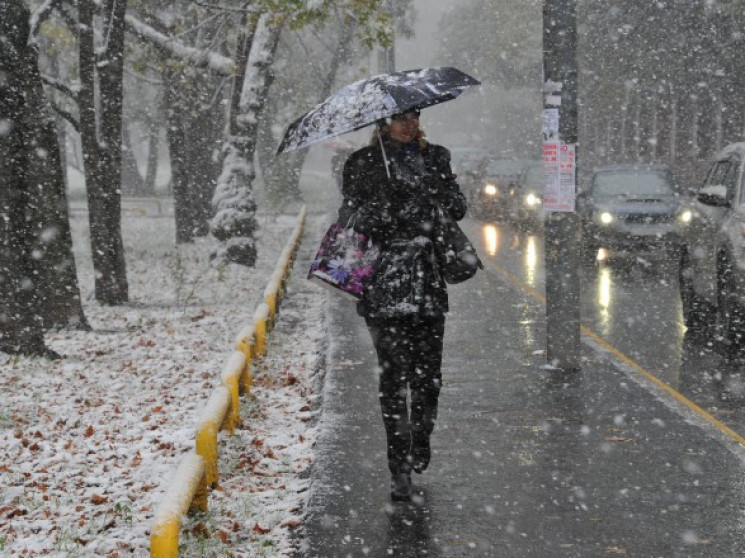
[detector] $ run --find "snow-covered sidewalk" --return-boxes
[0,204,329,556]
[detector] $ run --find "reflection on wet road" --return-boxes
[462,218,745,442]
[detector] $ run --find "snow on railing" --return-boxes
[149,207,307,556]
[221,351,247,433]
[195,386,230,486]
[150,452,208,558]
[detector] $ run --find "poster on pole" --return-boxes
[542,109,576,212]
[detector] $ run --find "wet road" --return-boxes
[463,218,745,442]
[303,217,745,557]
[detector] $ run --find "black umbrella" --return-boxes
[276,67,480,155]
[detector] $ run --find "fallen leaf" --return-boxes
[252,522,271,535]
[282,519,302,529]
[191,522,210,539]
[84,425,94,438]
[281,374,298,387]
[90,494,107,505]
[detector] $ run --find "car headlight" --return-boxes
[600,212,614,224]
[525,193,540,206]
[483,184,498,196]
[678,209,692,223]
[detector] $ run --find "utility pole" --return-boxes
[542,0,581,371]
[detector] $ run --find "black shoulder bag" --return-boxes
[434,208,484,284]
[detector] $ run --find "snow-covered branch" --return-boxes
[49,100,80,132]
[123,66,163,85]
[124,14,237,76]
[194,1,259,14]
[41,74,80,102]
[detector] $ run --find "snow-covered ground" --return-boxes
[0,201,330,556]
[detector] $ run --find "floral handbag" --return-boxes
[308,222,380,301]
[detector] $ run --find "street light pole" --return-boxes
[543,0,581,371]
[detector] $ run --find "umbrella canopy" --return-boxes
[277,67,480,154]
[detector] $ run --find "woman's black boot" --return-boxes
[390,472,412,501]
[411,433,431,474]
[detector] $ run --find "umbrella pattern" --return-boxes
[277,67,480,153]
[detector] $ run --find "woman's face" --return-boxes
[388,112,420,144]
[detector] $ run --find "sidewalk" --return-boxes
[302,243,745,557]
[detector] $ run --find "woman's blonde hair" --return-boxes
[370,119,428,149]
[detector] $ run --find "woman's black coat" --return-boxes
[339,139,467,319]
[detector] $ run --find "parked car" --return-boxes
[467,158,533,221]
[577,164,689,262]
[678,143,745,352]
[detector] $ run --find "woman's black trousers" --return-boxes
[364,315,446,474]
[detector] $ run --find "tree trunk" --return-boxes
[143,122,159,195]
[78,0,128,305]
[121,125,145,196]
[97,0,129,301]
[163,59,227,243]
[163,69,192,243]
[185,102,222,237]
[211,14,284,266]
[0,0,84,356]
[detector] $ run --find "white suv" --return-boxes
[679,143,745,354]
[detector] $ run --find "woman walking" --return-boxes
[338,109,467,501]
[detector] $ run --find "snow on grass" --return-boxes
[0,206,328,556]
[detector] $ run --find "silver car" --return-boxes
[578,164,688,262]
[679,143,745,353]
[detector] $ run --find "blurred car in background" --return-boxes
[450,147,491,178]
[467,157,534,221]
[678,143,745,353]
[577,164,689,263]
[513,162,544,230]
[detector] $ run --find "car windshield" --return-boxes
[591,170,676,198]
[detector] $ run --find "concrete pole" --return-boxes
[669,94,677,161]
[543,0,581,371]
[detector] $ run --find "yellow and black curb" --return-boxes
[149,207,306,557]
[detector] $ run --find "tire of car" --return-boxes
[679,249,713,330]
[716,251,744,357]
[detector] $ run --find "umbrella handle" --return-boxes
[376,122,391,180]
